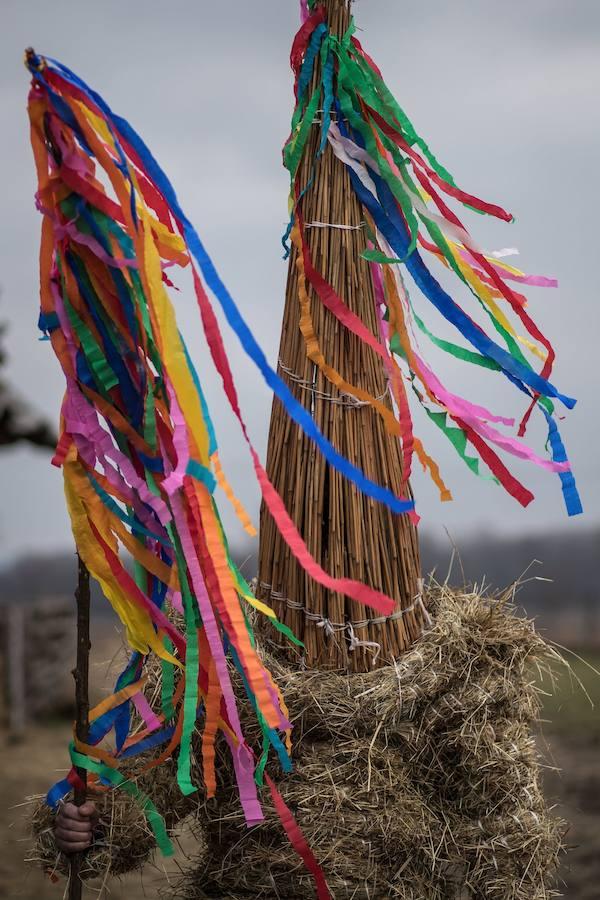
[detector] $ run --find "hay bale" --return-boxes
[172,585,566,899]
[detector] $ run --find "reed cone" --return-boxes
[258,0,423,672]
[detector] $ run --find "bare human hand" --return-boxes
[55,801,99,854]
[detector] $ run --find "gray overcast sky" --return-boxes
[1,0,599,565]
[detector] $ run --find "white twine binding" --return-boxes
[304,221,365,231]
[258,579,432,666]
[312,109,347,126]
[278,359,390,408]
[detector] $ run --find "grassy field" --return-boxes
[1,646,598,899]
[539,650,600,900]
[540,650,600,738]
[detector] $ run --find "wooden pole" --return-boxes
[68,554,91,900]
[258,0,423,672]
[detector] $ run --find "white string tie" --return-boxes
[346,622,381,665]
[317,617,335,638]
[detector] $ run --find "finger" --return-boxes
[63,801,96,819]
[60,803,79,817]
[59,809,93,826]
[57,818,92,834]
[56,827,93,844]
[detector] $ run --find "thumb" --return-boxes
[78,801,97,818]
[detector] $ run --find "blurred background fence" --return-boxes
[0,597,74,737]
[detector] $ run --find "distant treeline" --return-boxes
[419,529,599,615]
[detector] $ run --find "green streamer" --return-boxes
[69,744,174,857]
[161,636,176,722]
[170,530,199,798]
[284,86,323,182]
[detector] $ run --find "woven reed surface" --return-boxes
[257,0,422,672]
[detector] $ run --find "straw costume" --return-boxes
[27,1,580,897]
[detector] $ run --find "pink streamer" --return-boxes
[161,382,191,496]
[132,691,163,733]
[458,247,558,289]
[168,588,184,615]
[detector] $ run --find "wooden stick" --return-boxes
[68,554,91,900]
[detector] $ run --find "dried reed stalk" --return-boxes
[258,0,422,671]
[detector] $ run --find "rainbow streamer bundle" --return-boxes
[287,3,581,516]
[24,48,407,891]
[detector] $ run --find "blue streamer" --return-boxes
[296,24,327,102]
[118,726,175,759]
[47,778,72,809]
[186,459,217,494]
[542,409,583,516]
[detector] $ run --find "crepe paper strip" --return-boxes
[458,246,558,289]
[69,745,174,857]
[266,773,332,900]
[372,266,452,506]
[363,102,513,224]
[210,451,257,537]
[412,229,550,372]
[88,678,146,721]
[26,54,281,833]
[184,481,287,733]
[378,324,451,505]
[420,405,496,484]
[542,408,583,517]
[349,144,579,503]
[161,636,176,722]
[454,417,535,506]
[79,70,414,518]
[407,160,558,378]
[294,210,451,508]
[383,264,542,504]
[47,778,75,810]
[118,725,176,760]
[284,10,580,516]
[370,240,450,514]
[352,146,570,405]
[201,644,221,799]
[226,640,293,785]
[58,58,388,519]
